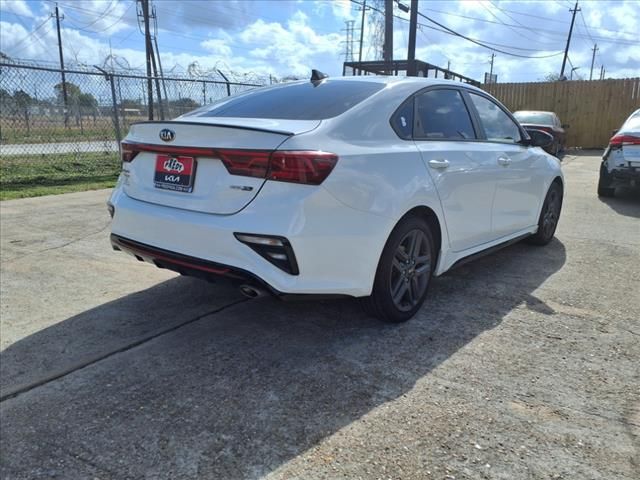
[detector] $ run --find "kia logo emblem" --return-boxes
[159,129,175,142]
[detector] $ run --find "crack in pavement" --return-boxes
[0,297,249,403]
[2,221,111,265]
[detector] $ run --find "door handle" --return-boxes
[428,159,450,169]
[497,156,512,166]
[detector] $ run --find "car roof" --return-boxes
[513,110,557,115]
[301,75,484,92]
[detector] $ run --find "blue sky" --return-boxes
[1,0,638,83]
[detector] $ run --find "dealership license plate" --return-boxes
[154,155,197,193]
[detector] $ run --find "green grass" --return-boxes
[0,117,122,144]
[1,152,120,200]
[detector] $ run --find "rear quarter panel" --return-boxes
[277,82,451,272]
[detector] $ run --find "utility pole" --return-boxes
[358,0,367,63]
[52,3,68,127]
[342,20,355,62]
[406,0,418,76]
[560,1,580,80]
[383,0,393,73]
[151,4,168,118]
[589,43,598,81]
[489,53,495,77]
[149,42,164,119]
[140,0,154,120]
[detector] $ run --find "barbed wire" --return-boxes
[0,54,297,85]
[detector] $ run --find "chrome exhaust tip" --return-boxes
[239,284,266,299]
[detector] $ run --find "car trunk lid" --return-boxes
[121,119,320,215]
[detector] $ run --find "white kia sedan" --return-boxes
[108,75,562,322]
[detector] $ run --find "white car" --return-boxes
[108,75,563,322]
[598,108,640,197]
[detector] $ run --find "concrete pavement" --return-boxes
[1,153,638,479]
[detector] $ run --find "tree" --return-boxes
[78,92,98,109]
[13,90,33,134]
[53,82,98,126]
[118,98,143,109]
[53,81,82,104]
[543,72,566,82]
[170,98,199,109]
[169,97,200,115]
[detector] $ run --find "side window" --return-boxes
[468,93,521,143]
[391,100,414,139]
[414,89,476,140]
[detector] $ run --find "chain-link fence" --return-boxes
[0,62,262,198]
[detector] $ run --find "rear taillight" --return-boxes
[119,141,338,185]
[214,149,338,185]
[121,142,139,163]
[268,151,338,185]
[216,149,271,178]
[610,134,640,149]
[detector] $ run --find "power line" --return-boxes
[5,18,51,56]
[479,2,559,47]
[416,4,638,45]
[415,11,564,59]
[350,0,560,54]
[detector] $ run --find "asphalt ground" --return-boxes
[1,152,638,479]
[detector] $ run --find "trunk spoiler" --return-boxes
[130,120,299,137]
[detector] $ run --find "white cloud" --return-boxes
[313,0,354,21]
[0,0,33,18]
[200,39,233,57]
[239,11,342,75]
[0,0,637,82]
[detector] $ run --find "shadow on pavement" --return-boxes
[0,240,566,479]
[598,187,640,219]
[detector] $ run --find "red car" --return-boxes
[513,111,567,157]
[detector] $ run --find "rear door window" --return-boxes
[413,89,476,140]
[469,93,522,143]
[191,80,384,120]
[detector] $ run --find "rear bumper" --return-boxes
[109,180,394,297]
[602,150,640,187]
[111,233,264,283]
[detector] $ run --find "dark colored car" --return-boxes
[513,111,567,156]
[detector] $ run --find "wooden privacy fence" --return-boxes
[483,78,640,148]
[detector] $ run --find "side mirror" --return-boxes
[561,124,569,129]
[525,128,554,148]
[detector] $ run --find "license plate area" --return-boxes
[154,155,197,193]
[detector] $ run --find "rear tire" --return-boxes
[597,165,615,197]
[527,182,563,246]
[361,215,435,323]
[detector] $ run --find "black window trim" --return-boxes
[390,85,483,142]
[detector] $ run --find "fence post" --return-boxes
[217,70,232,96]
[109,74,122,146]
[95,67,122,147]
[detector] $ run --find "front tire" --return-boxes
[527,182,563,246]
[362,216,435,323]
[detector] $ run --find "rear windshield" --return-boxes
[191,80,384,120]
[513,112,555,125]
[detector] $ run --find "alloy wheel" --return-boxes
[542,189,561,238]
[389,229,431,312]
